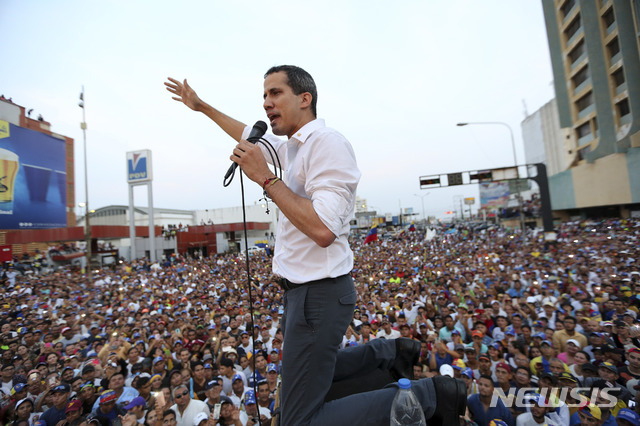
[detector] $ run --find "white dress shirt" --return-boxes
[243,119,360,283]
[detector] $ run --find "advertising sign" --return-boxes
[0,121,67,229]
[479,182,511,210]
[127,150,152,183]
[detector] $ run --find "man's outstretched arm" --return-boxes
[165,77,245,142]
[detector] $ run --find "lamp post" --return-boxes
[79,87,92,279]
[413,192,430,224]
[456,121,525,235]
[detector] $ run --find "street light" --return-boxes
[413,192,430,223]
[79,87,92,279]
[456,121,525,234]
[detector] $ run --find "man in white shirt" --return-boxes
[170,385,210,426]
[165,65,463,426]
[376,318,401,339]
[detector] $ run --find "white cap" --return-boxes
[193,412,209,426]
[439,364,454,378]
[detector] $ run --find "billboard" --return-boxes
[0,121,67,229]
[127,150,152,183]
[479,182,511,211]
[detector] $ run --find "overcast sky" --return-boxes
[1,1,555,222]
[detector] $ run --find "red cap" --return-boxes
[496,362,511,373]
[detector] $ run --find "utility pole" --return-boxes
[79,87,92,279]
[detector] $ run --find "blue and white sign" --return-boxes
[127,150,152,183]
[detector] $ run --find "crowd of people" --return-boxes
[0,217,639,426]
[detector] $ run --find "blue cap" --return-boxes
[153,356,164,364]
[398,378,411,389]
[52,383,71,393]
[617,408,640,424]
[11,383,26,394]
[267,363,278,373]
[204,363,212,369]
[124,396,146,410]
[244,389,256,405]
[232,373,243,383]
[461,368,473,379]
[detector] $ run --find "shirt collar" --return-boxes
[290,118,325,144]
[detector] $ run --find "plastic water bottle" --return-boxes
[390,378,427,426]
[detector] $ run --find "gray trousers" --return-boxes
[280,275,436,425]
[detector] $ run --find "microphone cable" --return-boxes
[224,135,282,404]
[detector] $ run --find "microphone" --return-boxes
[224,121,268,180]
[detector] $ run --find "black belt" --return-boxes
[278,274,349,292]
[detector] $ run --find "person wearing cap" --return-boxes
[40,383,70,426]
[616,407,640,426]
[203,377,232,411]
[9,397,36,425]
[94,390,126,424]
[169,384,209,426]
[460,367,479,396]
[529,340,555,377]
[477,353,494,382]
[190,411,210,426]
[228,373,246,409]
[242,389,270,426]
[237,331,253,356]
[467,375,514,426]
[58,327,80,349]
[619,347,640,388]
[124,396,147,424]
[62,399,85,426]
[558,338,582,365]
[79,382,98,416]
[467,330,489,355]
[92,371,139,413]
[495,362,515,396]
[377,317,401,340]
[569,383,616,426]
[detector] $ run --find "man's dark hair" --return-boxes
[515,366,530,377]
[265,65,318,117]
[479,374,494,385]
[564,316,576,324]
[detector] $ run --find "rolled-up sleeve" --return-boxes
[304,130,360,236]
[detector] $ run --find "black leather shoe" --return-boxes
[428,376,467,426]
[390,338,421,381]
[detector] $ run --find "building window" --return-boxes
[602,7,615,28]
[568,40,585,65]
[572,65,589,88]
[617,98,630,117]
[607,37,620,58]
[612,67,625,87]
[560,0,576,19]
[576,91,594,113]
[576,121,591,139]
[564,15,582,42]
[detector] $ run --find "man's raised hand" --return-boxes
[165,77,202,111]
